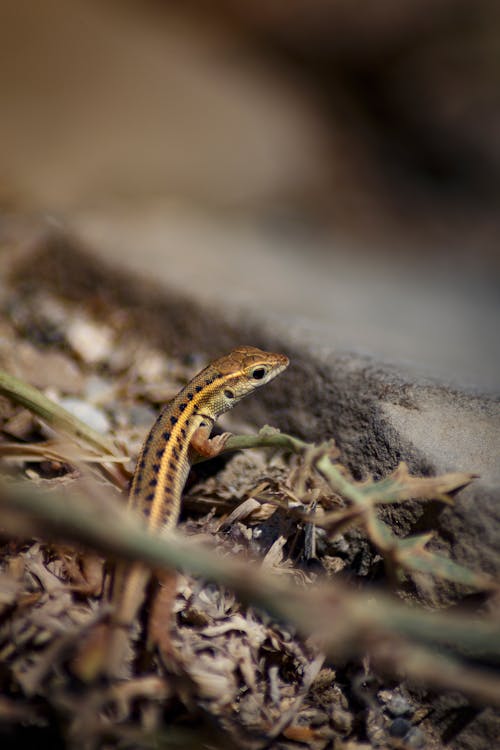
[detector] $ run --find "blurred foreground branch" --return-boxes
[1,480,499,708]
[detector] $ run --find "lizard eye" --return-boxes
[251,367,266,380]
[224,389,235,399]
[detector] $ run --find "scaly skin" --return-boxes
[106,346,289,675]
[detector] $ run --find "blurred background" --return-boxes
[1,0,499,389]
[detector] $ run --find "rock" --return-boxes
[84,375,115,404]
[3,409,36,440]
[389,717,413,738]
[386,694,413,718]
[126,403,157,428]
[65,318,114,365]
[405,726,427,749]
[0,339,85,394]
[58,397,110,435]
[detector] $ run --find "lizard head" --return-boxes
[210,345,289,410]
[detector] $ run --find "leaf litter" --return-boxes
[0,261,497,750]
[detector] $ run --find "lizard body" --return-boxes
[106,346,288,674]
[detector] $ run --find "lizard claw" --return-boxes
[209,431,232,454]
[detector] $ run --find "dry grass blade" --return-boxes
[0,441,128,464]
[0,369,118,457]
[392,533,495,589]
[359,462,477,505]
[311,449,485,588]
[224,429,486,589]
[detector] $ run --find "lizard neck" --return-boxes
[129,364,229,531]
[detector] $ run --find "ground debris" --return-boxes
[0,263,457,750]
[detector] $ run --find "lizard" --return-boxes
[104,345,289,676]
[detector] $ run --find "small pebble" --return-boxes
[66,318,113,364]
[405,726,426,748]
[135,349,168,382]
[327,535,350,554]
[330,706,353,734]
[60,398,111,434]
[309,709,330,727]
[387,694,413,717]
[389,717,412,738]
[3,409,36,440]
[84,375,115,404]
[127,404,157,427]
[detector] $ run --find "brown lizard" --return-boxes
[104,346,289,675]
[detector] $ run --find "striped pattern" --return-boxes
[130,369,225,530]
[106,346,288,675]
